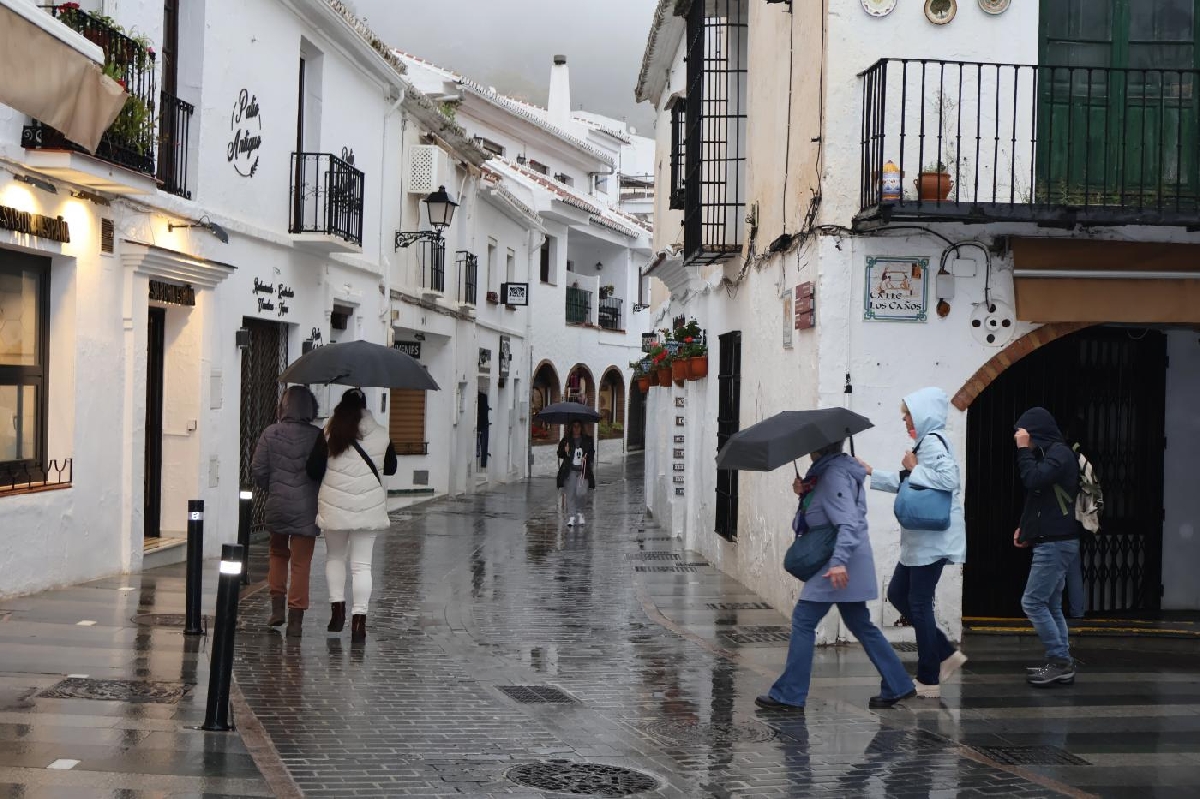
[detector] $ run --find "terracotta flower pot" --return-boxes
[657,366,672,386]
[648,370,660,387]
[637,376,651,393]
[916,172,953,201]
[671,359,687,386]
[687,355,709,380]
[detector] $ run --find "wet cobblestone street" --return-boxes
[229,456,1200,798]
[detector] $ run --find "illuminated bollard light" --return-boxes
[237,490,253,586]
[184,500,204,636]
[202,544,244,732]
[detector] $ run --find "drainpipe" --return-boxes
[378,87,407,341]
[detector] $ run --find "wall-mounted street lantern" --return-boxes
[394,185,458,250]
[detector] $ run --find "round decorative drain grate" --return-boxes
[641,718,777,745]
[505,761,658,797]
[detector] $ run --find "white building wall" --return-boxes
[1162,330,1200,610]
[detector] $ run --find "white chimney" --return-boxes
[548,54,571,128]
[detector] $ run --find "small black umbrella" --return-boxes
[536,401,602,425]
[715,407,874,475]
[278,340,439,390]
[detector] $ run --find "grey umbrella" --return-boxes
[277,340,439,390]
[715,407,874,474]
[536,401,602,424]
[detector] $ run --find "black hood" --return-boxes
[1014,406,1065,448]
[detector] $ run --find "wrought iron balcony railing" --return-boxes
[598,296,624,331]
[565,286,592,325]
[456,250,478,305]
[21,6,158,176]
[858,58,1200,229]
[157,91,193,199]
[407,237,444,293]
[0,457,72,494]
[289,152,365,246]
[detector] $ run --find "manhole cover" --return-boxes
[506,761,658,796]
[894,642,919,652]
[706,602,771,610]
[971,745,1089,766]
[642,718,776,745]
[626,552,682,561]
[637,536,674,542]
[38,678,189,704]
[635,565,697,573]
[497,685,578,704]
[721,627,791,645]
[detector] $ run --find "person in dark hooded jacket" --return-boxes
[252,386,322,637]
[1013,407,1081,688]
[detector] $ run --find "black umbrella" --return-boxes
[536,401,602,424]
[278,340,439,390]
[715,407,874,475]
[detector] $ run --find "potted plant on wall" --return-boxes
[649,341,672,387]
[917,160,953,201]
[915,90,960,202]
[599,284,615,299]
[631,359,651,393]
[673,318,708,380]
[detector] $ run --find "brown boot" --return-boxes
[351,614,367,643]
[286,609,304,638]
[269,595,286,627]
[328,601,346,633]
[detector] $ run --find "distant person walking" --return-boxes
[557,420,595,527]
[860,388,968,698]
[1013,407,1081,687]
[756,440,916,712]
[308,388,396,643]
[251,386,321,637]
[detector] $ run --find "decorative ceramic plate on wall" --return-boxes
[925,0,957,24]
[978,0,1011,13]
[862,0,897,17]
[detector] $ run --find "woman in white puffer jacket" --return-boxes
[307,388,396,643]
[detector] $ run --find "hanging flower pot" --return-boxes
[687,355,709,380]
[637,375,651,393]
[647,369,660,387]
[657,365,672,386]
[671,359,687,386]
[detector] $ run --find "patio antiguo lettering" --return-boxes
[227,89,263,178]
[0,205,70,243]
[148,280,195,307]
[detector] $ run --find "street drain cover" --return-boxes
[721,626,791,644]
[634,565,699,573]
[971,745,1089,766]
[706,602,771,610]
[642,718,776,745]
[497,685,578,704]
[626,552,682,561]
[894,642,919,652]
[506,761,658,796]
[637,536,674,542]
[39,678,189,704]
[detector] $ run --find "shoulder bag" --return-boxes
[351,440,382,485]
[893,431,953,531]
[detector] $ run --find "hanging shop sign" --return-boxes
[795,282,816,330]
[394,340,421,359]
[0,205,70,243]
[641,332,657,352]
[865,257,929,322]
[500,282,529,306]
[302,327,324,354]
[499,336,512,378]
[148,280,195,307]
[478,348,492,373]
[227,89,263,178]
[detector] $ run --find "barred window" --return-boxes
[669,97,686,210]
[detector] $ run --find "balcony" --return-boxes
[20,6,158,194]
[157,91,193,199]
[565,286,592,326]
[289,152,364,251]
[456,250,478,308]
[857,59,1200,230]
[598,296,624,331]
[414,238,445,299]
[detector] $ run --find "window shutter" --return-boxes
[389,389,427,454]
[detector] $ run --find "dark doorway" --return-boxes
[239,319,288,533]
[476,390,491,470]
[964,326,1168,618]
[143,307,166,539]
[715,331,742,541]
[627,381,646,452]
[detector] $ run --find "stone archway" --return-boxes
[564,363,596,408]
[598,366,626,440]
[531,360,561,446]
[951,322,1092,411]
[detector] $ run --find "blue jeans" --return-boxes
[1021,539,1079,662]
[887,560,956,685]
[769,600,915,707]
[1064,549,1085,618]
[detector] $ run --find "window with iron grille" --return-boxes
[684,0,748,265]
[0,253,49,480]
[715,331,741,541]
[529,160,550,175]
[669,97,686,210]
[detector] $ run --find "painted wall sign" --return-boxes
[500,282,529,306]
[673,463,685,472]
[252,278,274,294]
[148,280,195,306]
[865,257,929,322]
[478,348,492,373]
[227,89,263,178]
[673,448,684,459]
[0,205,70,243]
[394,340,421,359]
[795,282,816,330]
[673,476,685,484]
[673,435,685,444]
[498,335,512,378]
[675,416,685,426]
[674,397,685,408]
[675,487,686,496]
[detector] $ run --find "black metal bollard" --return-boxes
[202,543,244,732]
[183,499,204,636]
[237,490,253,586]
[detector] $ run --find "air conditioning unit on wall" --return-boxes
[407,144,453,195]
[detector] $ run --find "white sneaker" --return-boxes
[940,650,969,683]
[915,680,941,699]
[576,513,586,524]
[566,515,576,527]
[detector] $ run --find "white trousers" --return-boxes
[563,471,587,517]
[324,530,379,615]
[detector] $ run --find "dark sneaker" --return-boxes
[1027,661,1075,687]
[755,694,804,712]
[869,689,917,709]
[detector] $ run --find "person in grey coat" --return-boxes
[251,386,321,637]
[756,439,916,712]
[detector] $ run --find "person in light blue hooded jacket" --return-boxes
[860,387,968,699]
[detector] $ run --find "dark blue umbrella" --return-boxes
[715,407,874,475]
[278,340,439,390]
[536,401,601,424]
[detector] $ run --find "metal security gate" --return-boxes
[964,326,1167,617]
[715,332,742,542]
[239,319,289,533]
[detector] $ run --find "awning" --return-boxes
[0,0,127,153]
[1011,237,1200,324]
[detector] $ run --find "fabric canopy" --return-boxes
[0,3,127,153]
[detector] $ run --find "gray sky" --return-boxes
[349,0,659,133]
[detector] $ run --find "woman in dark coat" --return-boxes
[251,386,321,637]
[556,420,595,527]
